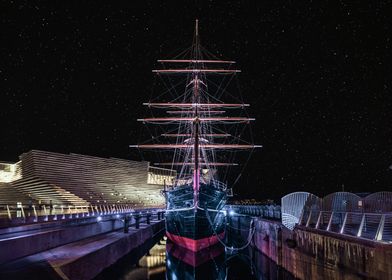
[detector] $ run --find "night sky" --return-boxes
[1,1,391,201]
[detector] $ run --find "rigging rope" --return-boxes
[204,206,255,251]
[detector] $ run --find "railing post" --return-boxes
[53,205,58,220]
[305,211,313,227]
[375,214,385,241]
[61,205,65,219]
[20,204,25,219]
[68,205,72,218]
[80,206,85,217]
[32,205,38,222]
[315,211,322,229]
[75,206,79,218]
[340,212,348,234]
[6,205,11,220]
[326,211,334,231]
[357,214,366,237]
[43,205,48,221]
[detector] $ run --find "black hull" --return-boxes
[165,183,226,251]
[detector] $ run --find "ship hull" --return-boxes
[165,183,226,252]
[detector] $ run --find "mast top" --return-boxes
[195,19,199,38]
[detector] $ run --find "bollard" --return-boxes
[147,214,151,224]
[135,214,140,229]
[124,215,130,233]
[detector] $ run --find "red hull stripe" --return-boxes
[166,231,225,252]
[166,242,224,267]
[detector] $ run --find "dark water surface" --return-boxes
[96,237,295,280]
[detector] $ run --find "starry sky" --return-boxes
[1,1,391,201]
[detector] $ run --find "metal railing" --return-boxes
[0,203,164,225]
[227,205,281,219]
[299,210,392,242]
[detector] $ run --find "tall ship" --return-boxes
[131,20,260,252]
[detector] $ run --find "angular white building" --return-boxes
[0,150,175,208]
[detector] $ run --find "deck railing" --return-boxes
[299,210,392,242]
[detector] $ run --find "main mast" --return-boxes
[193,19,200,205]
[130,20,262,196]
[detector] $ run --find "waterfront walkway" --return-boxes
[0,220,164,280]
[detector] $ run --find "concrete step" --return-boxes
[0,220,165,280]
[0,213,159,264]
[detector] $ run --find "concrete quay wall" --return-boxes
[252,218,392,279]
[0,214,145,264]
[58,221,165,280]
[0,220,165,280]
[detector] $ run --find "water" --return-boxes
[96,236,295,280]
[96,213,370,280]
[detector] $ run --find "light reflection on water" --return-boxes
[113,237,294,280]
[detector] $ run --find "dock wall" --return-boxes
[252,218,392,279]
